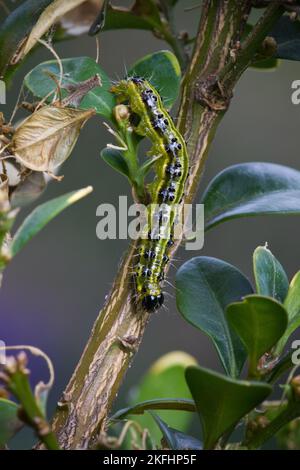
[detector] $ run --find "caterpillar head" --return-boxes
[141,290,164,312]
[142,294,164,312]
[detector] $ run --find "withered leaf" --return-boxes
[11,171,47,209]
[14,0,89,62]
[12,106,95,172]
[60,0,103,37]
[0,174,10,213]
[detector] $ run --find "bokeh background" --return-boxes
[1,1,300,448]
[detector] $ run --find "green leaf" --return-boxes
[251,57,279,70]
[185,365,272,449]
[227,295,288,377]
[24,57,115,119]
[202,163,300,230]
[166,0,180,5]
[271,16,300,62]
[0,399,22,448]
[125,351,197,447]
[101,148,130,179]
[176,257,253,377]
[0,0,53,77]
[111,398,196,421]
[137,155,160,181]
[101,1,160,32]
[128,50,181,108]
[150,413,202,450]
[10,186,93,257]
[275,272,300,354]
[253,245,289,303]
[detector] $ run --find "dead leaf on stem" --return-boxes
[0,174,9,212]
[11,106,95,173]
[60,0,104,36]
[12,0,90,64]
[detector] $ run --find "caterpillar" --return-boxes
[111,77,189,312]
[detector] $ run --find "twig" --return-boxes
[0,350,60,450]
[51,0,284,450]
[37,38,64,95]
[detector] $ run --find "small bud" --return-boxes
[0,387,9,399]
[0,371,10,384]
[262,36,277,57]
[3,352,30,377]
[4,356,17,375]
[256,415,270,429]
[118,335,138,353]
[33,416,51,436]
[291,375,300,399]
[113,104,130,123]
[179,31,189,42]
[247,419,258,433]
[0,174,10,212]
[17,352,30,375]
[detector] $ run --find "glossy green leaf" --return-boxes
[137,155,160,181]
[253,245,289,303]
[101,148,130,179]
[227,295,288,377]
[251,57,279,70]
[101,1,160,32]
[24,57,115,119]
[88,0,109,35]
[0,399,22,448]
[10,186,93,257]
[271,16,300,61]
[150,413,202,450]
[176,257,253,377]
[125,352,196,446]
[112,398,195,421]
[128,50,181,108]
[202,163,300,230]
[275,272,300,354]
[185,365,272,449]
[166,0,180,5]
[0,0,53,77]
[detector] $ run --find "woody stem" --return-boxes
[51,0,284,449]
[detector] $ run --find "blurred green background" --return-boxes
[1,1,300,448]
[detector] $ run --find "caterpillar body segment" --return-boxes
[111,77,189,311]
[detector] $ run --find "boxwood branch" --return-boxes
[245,402,300,449]
[50,0,284,449]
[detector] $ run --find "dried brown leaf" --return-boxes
[11,171,47,208]
[11,106,95,172]
[60,0,103,36]
[0,174,9,213]
[14,0,89,63]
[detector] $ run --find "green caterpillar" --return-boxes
[112,77,189,311]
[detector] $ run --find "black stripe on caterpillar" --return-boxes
[111,77,189,312]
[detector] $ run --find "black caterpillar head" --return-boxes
[142,293,164,311]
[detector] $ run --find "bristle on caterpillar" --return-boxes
[111,77,189,312]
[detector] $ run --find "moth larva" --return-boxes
[111,77,189,311]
